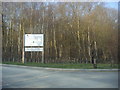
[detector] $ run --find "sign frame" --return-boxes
[22,34,44,64]
[25,34,44,46]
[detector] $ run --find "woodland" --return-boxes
[2,2,118,65]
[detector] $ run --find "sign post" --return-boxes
[22,34,25,63]
[23,34,44,63]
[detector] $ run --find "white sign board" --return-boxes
[25,34,44,46]
[25,48,43,51]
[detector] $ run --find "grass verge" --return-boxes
[2,62,119,69]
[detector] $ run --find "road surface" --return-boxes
[2,64,118,88]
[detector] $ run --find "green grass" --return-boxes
[2,61,119,69]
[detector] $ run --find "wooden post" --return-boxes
[22,32,24,64]
[93,41,97,68]
[41,49,44,63]
[94,41,97,65]
[41,34,44,63]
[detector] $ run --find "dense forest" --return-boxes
[2,2,118,65]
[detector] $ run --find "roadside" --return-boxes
[2,62,119,69]
[1,63,119,72]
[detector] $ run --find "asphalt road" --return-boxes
[2,65,118,88]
